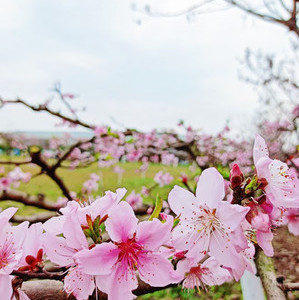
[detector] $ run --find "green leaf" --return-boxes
[245,175,258,192]
[149,194,163,221]
[173,218,180,228]
[93,216,101,238]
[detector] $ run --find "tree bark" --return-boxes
[255,247,286,300]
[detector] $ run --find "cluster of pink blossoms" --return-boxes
[0,135,298,300]
[154,171,174,187]
[0,167,31,191]
[82,173,100,195]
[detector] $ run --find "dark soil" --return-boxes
[273,226,299,282]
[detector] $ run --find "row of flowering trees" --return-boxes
[0,94,298,299]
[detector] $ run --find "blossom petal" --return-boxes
[18,290,31,300]
[217,202,250,231]
[253,134,269,165]
[168,185,198,216]
[288,220,299,236]
[185,230,211,261]
[136,216,173,251]
[105,201,138,242]
[43,216,65,234]
[255,156,272,179]
[74,243,119,275]
[256,230,274,257]
[19,222,43,267]
[63,210,88,250]
[90,188,127,220]
[64,267,95,300]
[202,257,232,286]
[265,160,299,208]
[196,168,224,209]
[42,233,75,266]
[0,207,18,221]
[96,263,138,300]
[138,253,181,286]
[209,230,241,269]
[0,274,12,300]
[171,221,204,253]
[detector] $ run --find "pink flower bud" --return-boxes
[174,251,186,259]
[181,174,188,184]
[160,212,167,220]
[229,164,244,189]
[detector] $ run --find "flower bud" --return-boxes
[160,212,168,221]
[229,164,244,189]
[181,174,188,185]
[258,177,268,189]
[251,212,270,231]
[175,251,186,259]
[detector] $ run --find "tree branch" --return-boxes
[0,98,94,130]
[11,212,57,224]
[0,190,61,212]
[0,159,32,165]
[29,150,72,200]
[254,247,286,300]
[19,279,178,300]
[12,270,64,281]
[52,136,96,171]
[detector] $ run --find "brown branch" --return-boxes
[12,270,65,281]
[53,83,79,119]
[52,136,96,171]
[0,159,32,165]
[0,190,61,212]
[11,212,57,224]
[280,282,299,291]
[29,150,72,200]
[20,280,76,300]
[19,279,178,300]
[226,0,299,36]
[254,247,286,300]
[0,98,94,129]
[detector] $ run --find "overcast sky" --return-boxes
[0,0,293,134]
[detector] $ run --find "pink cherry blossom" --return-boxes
[282,208,299,236]
[127,149,142,162]
[246,196,274,256]
[8,167,31,186]
[168,168,250,269]
[141,186,149,197]
[82,173,100,194]
[44,188,127,235]
[253,134,299,208]
[161,152,178,166]
[0,177,12,190]
[43,203,114,300]
[154,171,173,187]
[225,238,256,281]
[94,126,107,137]
[74,202,180,300]
[176,257,232,290]
[18,223,44,272]
[126,190,143,210]
[0,208,28,300]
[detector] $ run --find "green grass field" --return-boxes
[0,159,242,299]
